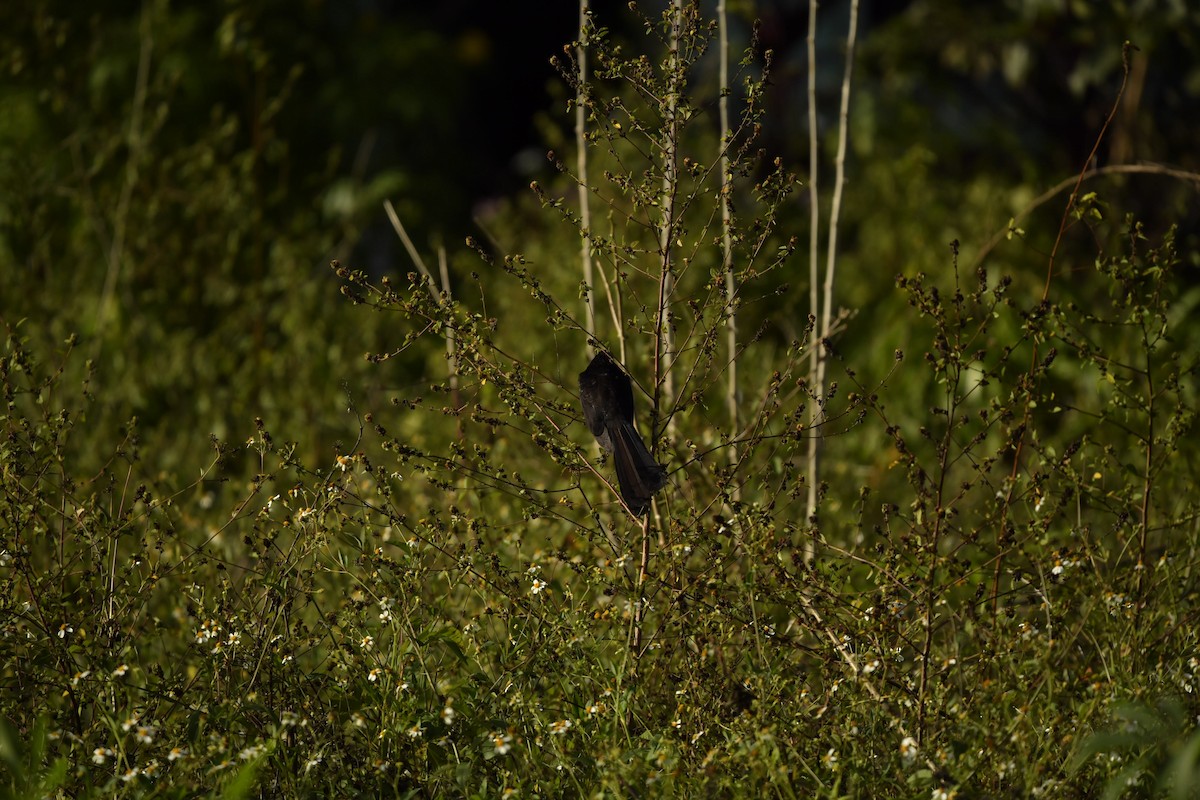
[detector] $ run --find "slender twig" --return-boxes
[917,255,962,742]
[383,199,435,284]
[632,514,651,653]
[717,0,739,497]
[654,0,683,443]
[384,201,460,424]
[1135,309,1155,604]
[804,0,858,562]
[803,0,821,563]
[991,42,1136,616]
[819,0,858,345]
[642,0,686,652]
[437,248,460,424]
[970,163,1200,272]
[576,0,597,346]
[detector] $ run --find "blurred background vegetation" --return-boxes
[3,0,1196,484]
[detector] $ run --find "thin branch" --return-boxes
[655,0,684,442]
[642,0,686,655]
[991,42,1136,617]
[384,200,459,424]
[821,0,858,346]
[383,199,435,286]
[576,0,597,347]
[807,0,859,562]
[803,0,821,562]
[717,0,740,495]
[970,162,1200,272]
[437,247,459,403]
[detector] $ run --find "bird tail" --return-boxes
[610,421,668,515]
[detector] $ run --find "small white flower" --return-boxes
[549,719,573,736]
[196,619,220,644]
[441,705,456,725]
[530,578,547,595]
[900,736,918,765]
[378,596,395,622]
[490,731,513,755]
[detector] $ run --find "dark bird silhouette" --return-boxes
[578,351,667,515]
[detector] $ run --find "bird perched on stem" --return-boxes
[578,351,667,515]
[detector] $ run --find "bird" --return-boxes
[578,351,667,515]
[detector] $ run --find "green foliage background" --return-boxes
[2,1,1200,797]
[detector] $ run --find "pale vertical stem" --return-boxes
[814,1,859,412]
[632,514,651,653]
[592,214,623,354]
[1135,343,1154,605]
[383,201,435,287]
[655,0,682,441]
[576,0,596,345]
[641,0,685,651]
[437,248,459,403]
[384,202,458,419]
[717,0,739,495]
[803,0,821,563]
